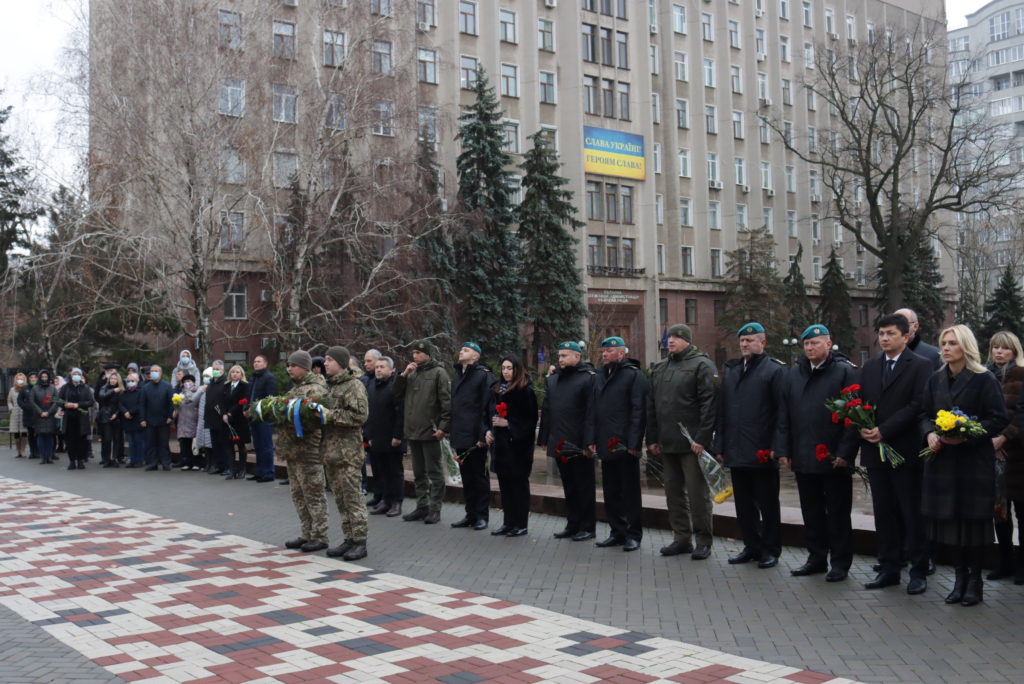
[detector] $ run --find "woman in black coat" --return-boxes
[220,365,251,479]
[97,372,125,467]
[57,368,96,470]
[920,324,1008,606]
[485,355,538,537]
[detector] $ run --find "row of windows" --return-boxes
[585,182,634,223]
[587,236,637,271]
[582,77,631,119]
[651,3,867,44]
[650,243,867,285]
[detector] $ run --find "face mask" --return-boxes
[150,371,161,381]
[15,379,23,385]
[203,377,212,385]
[71,374,83,384]
[127,381,137,389]
[212,370,222,378]
[184,381,194,390]
[39,378,50,386]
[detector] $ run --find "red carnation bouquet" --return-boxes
[495,402,508,418]
[607,436,630,457]
[554,438,587,464]
[815,442,869,488]
[824,384,904,467]
[756,449,772,464]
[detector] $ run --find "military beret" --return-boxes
[461,341,482,355]
[801,324,831,341]
[558,341,583,353]
[737,322,766,337]
[667,324,693,342]
[600,336,626,348]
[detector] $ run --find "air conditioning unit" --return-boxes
[544,0,556,7]
[829,33,840,40]
[740,184,750,193]
[709,180,723,189]
[260,289,272,302]
[755,8,764,18]
[844,271,855,280]
[759,96,772,107]
[650,24,659,34]
[810,193,822,203]
[756,51,767,62]
[417,21,431,32]
[848,38,858,47]
[260,337,275,349]
[766,188,776,197]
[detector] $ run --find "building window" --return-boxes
[539,18,555,51]
[218,10,241,49]
[811,214,821,240]
[782,79,792,105]
[501,120,520,153]
[418,106,437,143]
[587,181,603,220]
[616,31,629,68]
[219,211,245,251]
[763,207,773,234]
[710,248,723,277]
[780,0,790,20]
[802,0,812,27]
[588,236,602,266]
[708,201,721,230]
[672,4,687,34]
[539,125,558,151]
[735,156,746,185]
[326,94,346,130]
[617,82,630,120]
[372,0,392,16]
[728,20,740,49]
[804,42,815,69]
[500,9,517,43]
[417,0,436,25]
[582,24,596,62]
[685,299,698,324]
[224,283,247,319]
[705,105,717,134]
[606,237,619,268]
[786,165,795,192]
[707,152,719,183]
[272,21,296,60]
[373,101,394,136]
[761,162,772,190]
[418,48,438,83]
[676,99,689,128]
[500,63,519,97]
[787,210,798,237]
[655,194,664,224]
[736,204,748,231]
[273,150,298,188]
[460,56,479,88]
[732,110,744,139]
[681,246,694,276]
[651,92,661,123]
[272,84,297,123]
[584,76,599,114]
[653,143,662,174]
[730,65,742,93]
[701,12,713,41]
[780,35,790,62]
[657,245,665,274]
[539,71,556,103]
[323,30,346,67]
[600,28,614,65]
[220,145,245,184]
[621,185,634,223]
[703,58,716,87]
[813,256,822,281]
[650,44,660,75]
[674,52,688,81]
[759,116,770,143]
[218,78,245,117]
[605,184,618,222]
[372,40,393,75]
[678,148,691,177]
[679,197,692,226]
[459,1,478,35]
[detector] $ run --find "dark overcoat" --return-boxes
[221,380,252,444]
[365,374,404,454]
[712,352,786,468]
[58,383,95,437]
[537,363,596,457]
[118,388,145,433]
[489,383,538,475]
[450,362,495,450]
[858,350,933,469]
[592,359,648,460]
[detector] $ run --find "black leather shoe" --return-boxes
[366,495,382,507]
[369,502,390,515]
[67,463,77,470]
[728,549,761,564]
[946,568,968,604]
[757,555,779,569]
[450,517,473,528]
[402,508,428,522]
[691,545,711,560]
[145,465,158,471]
[791,562,828,577]
[254,476,274,483]
[596,536,625,548]
[906,577,927,595]
[423,510,441,524]
[553,528,577,539]
[300,540,328,553]
[342,542,367,561]
[506,527,528,537]
[471,519,488,531]
[78,462,86,470]
[623,538,640,552]
[284,537,308,549]
[961,573,983,606]
[386,503,402,517]
[571,531,596,542]
[825,568,848,582]
[326,541,354,557]
[660,540,694,556]
[864,573,900,589]
[491,525,512,536]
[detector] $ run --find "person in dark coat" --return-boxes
[119,372,147,467]
[29,370,59,464]
[204,360,230,475]
[359,349,381,498]
[246,355,279,482]
[97,371,125,467]
[220,364,251,479]
[538,341,597,541]
[895,308,941,370]
[140,364,174,471]
[449,342,496,530]
[58,368,95,470]
[713,322,786,569]
[923,324,1007,606]
[858,313,934,594]
[988,331,1024,583]
[17,371,38,459]
[486,354,537,537]
[591,337,648,551]
[775,324,860,582]
[365,356,405,517]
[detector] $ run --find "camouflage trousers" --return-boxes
[288,459,328,543]
[324,450,368,543]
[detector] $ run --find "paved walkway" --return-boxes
[0,452,1021,683]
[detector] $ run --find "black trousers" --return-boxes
[497,456,533,529]
[26,426,37,458]
[556,455,595,533]
[66,431,89,464]
[146,424,171,467]
[370,451,405,504]
[229,439,247,474]
[868,465,929,578]
[795,470,853,570]
[178,438,199,468]
[731,467,782,557]
[100,421,123,464]
[208,426,231,472]
[601,457,643,541]
[457,446,490,521]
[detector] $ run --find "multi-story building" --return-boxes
[90,0,947,367]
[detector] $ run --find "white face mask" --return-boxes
[71,374,83,384]
[15,379,23,385]
[183,381,195,390]
[126,381,137,389]
[203,377,212,385]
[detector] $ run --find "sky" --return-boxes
[0,0,1001,194]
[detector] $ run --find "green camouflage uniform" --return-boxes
[277,371,329,543]
[321,368,370,543]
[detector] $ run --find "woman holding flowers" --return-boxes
[485,355,537,537]
[920,324,1007,606]
[97,371,125,468]
[220,365,251,479]
[174,374,203,470]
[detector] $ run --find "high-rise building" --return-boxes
[89,0,947,365]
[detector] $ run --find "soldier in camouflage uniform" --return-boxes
[280,350,330,553]
[321,346,371,561]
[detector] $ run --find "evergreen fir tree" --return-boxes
[453,68,525,357]
[981,264,1024,343]
[817,247,856,354]
[412,140,457,347]
[876,230,945,339]
[0,101,39,274]
[718,227,787,357]
[783,242,815,339]
[516,131,587,366]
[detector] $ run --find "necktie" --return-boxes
[883,359,895,384]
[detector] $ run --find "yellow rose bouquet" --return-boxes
[919,408,987,461]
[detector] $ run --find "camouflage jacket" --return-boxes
[321,368,369,464]
[276,371,328,460]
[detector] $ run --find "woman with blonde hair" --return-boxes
[920,324,1008,606]
[220,364,251,479]
[7,373,28,457]
[985,331,1024,583]
[97,370,125,467]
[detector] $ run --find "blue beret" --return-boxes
[737,322,765,337]
[600,336,626,348]
[461,341,482,355]
[801,324,830,341]
[558,341,583,353]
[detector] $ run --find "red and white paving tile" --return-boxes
[0,477,856,683]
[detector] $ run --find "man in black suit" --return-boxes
[895,308,941,370]
[859,313,934,594]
